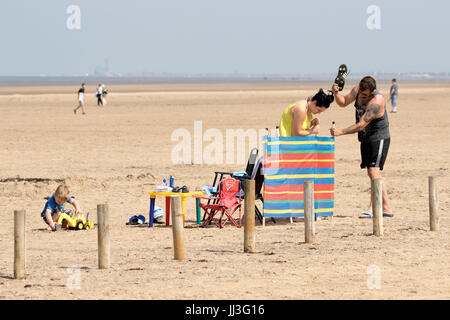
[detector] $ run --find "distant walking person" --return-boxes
[73,83,86,115]
[96,84,104,106]
[101,84,108,106]
[389,78,399,113]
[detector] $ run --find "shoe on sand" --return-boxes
[360,210,394,218]
[127,214,146,225]
[359,210,373,219]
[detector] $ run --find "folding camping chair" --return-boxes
[208,147,258,191]
[202,148,258,221]
[195,177,242,228]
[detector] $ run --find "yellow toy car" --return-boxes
[57,212,94,230]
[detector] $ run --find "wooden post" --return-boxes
[371,179,383,236]
[304,181,315,244]
[14,209,26,280]
[244,180,256,253]
[171,195,186,260]
[429,176,439,231]
[97,204,110,269]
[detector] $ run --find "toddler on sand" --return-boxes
[41,184,81,231]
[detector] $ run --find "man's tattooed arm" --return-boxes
[363,103,381,123]
[340,103,381,135]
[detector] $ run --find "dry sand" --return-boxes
[0,81,449,300]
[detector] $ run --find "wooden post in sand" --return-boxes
[14,209,26,280]
[244,179,256,253]
[304,181,315,244]
[371,179,383,236]
[171,195,186,260]
[429,176,439,231]
[97,204,110,269]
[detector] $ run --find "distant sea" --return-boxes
[0,74,448,87]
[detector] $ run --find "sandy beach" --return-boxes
[0,81,449,300]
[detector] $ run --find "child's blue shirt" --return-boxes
[41,194,73,217]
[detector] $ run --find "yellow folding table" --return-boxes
[148,191,203,227]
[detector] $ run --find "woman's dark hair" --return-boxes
[311,88,334,108]
[359,76,377,92]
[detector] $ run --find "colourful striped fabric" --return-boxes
[263,136,335,218]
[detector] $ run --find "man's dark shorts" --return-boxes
[360,138,390,171]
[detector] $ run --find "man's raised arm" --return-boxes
[332,83,358,108]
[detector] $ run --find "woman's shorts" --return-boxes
[360,138,390,171]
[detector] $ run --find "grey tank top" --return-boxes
[354,90,390,142]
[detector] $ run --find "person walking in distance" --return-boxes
[73,83,86,115]
[389,78,399,113]
[96,84,104,106]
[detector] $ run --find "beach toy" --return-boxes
[57,212,94,230]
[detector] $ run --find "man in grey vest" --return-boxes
[330,76,394,218]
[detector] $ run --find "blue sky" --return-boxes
[0,0,449,76]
